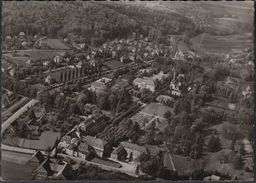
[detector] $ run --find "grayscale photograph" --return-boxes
[1,1,254,181]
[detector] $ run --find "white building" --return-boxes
[170,72,182,97]
[133,78,155,92]
[170,81,182,96]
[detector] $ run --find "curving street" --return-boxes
[1,99,39,136]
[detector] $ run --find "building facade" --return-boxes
[133,78,155,92]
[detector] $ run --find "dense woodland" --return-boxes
[2,1,200,43]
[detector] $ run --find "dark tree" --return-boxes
[140,157,160,175]
[164,111,172,121]
[207,135,222,152]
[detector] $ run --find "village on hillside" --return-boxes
[1,1,254,181]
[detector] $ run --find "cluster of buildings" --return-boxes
[96,34,172,63]
[226,50,253,69]
[4,32,72,51]
[27,151,73,180]
[58,135,108,159]
[4,32,33,50]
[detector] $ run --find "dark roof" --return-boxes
[134,152,147,162]
[112,145,125,154]
[34,151,45,163]
[34,158,54,176]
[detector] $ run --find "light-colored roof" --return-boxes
[242,138,253,153]
[120,141,146,153]
[156,95,174,102]
[78,142,89,153]
[14,131,61,151]
[133,78,154,87]
[40,39,70,50]
[19,32,25,36]
[91,81,107,90]
[141,103,173,119]
[203,175,220,181]
[83,136,107,150]
[163,151,176,171]
[145,144,161,156]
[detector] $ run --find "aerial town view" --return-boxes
[1,1,254,181]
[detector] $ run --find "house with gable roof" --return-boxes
[83,136,108,158]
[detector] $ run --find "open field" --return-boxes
[212,17,251,33]
[2,160,34,180]
[103,60,127,70]
[3,130,61,150]
[3,49,65,66]
[190,33,253,54]
[1,150,36,180]
[144,1,253,34]
[40,38,70,50]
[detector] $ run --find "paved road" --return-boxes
[1,99,39,136]
[58,153,140,177]
[2,97,29,120]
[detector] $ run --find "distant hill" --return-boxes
[150,1,253,34]
[2,1,197,42]
[3,1,252,44]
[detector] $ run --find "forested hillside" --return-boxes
[2,1,198,42]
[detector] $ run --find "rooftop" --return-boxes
[83,136,107,150]
[163,151,176,172]
[34,158,67,178]
[112,145,125,154]
[141,103,173,119]
[133,78,155,86]
[78,142,90,153]
[111,79,129,91]
[145,144,161,156]
[120,141,146,153]
[39,38,70,50]
[4,131,61,151]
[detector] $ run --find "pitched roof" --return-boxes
[83,136,107,150]
[120,141,146,153]
[61,136,71,144]
[112,145,125,154]
[111,79,129,90]
[40,39,70,50]
[78,142,89,153]
[145,144,161,156]
[91,81,107,90]
[163,151,176,172]
[156,95,174,102]
[133,78,154,87]
[141,103,173,119]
